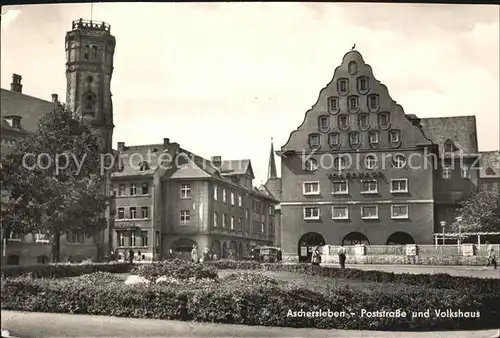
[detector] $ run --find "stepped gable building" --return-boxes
[277,49,482,262]
[111,138,279,261]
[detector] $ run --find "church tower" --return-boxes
[65,19,116,260]
[65,19,115,152]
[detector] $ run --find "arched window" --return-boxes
[82,91,96,116]
[386,232,415,245]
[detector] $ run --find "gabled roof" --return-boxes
[479,151,500,178]
[419,116,478,154]
[1,88,54,133]
[220,159,255,179]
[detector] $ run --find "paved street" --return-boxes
[321,264,500,279]
[2,311,499,338]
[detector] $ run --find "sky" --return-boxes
[1,3,499,186]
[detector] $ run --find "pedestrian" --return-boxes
[338,244,347,269]
[486,242,497,269]
[277,247,282,262]
[191,245,199,263]
[128,249,134,264]
[311,246,321,266]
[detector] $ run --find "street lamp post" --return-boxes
[456,216,463,246]
[440,221,446,245]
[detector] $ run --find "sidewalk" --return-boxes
[2,311,499,338]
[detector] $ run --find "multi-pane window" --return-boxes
[393,155,406,168]
[305,158,318,171]
[231,192,235,205]
[268,205,274,216]
[222,189,227,203]
[328,133,340,148]
[359,114,369,129]
[364,155,378,169]
[180,210,190,225]
[117,207,125,219]
[130,207,137,219]
[141,206,149,219]
[231,216,235,230]
[361,206,378,219]
[180,184,191,198]
[358,77,369,92]
[334,157,347,171]
[118,184,125,196]
[222,213,227,228]
[67,232,85,244]
[141,231,148,246]
[390,130,401,143]
[328,97,339,112]
[261,223,265,233]
[130,184,137,195]
[332,181,348,194]
[303,207,320,220]
[303,182,320,195]
[338,79,349,94]
[214,185,218,200]
[142,183,149,195]
[130,232,137,247]
[361,180,378,194]
[349,132,360,146]
[239,217,243,230]
[379,112,390,127]
[238,195,242,207]
[348,96,359,110]
[391,179,408,193]
[319,116,329,130]
[332,206,349,220]
[309,134,320,148]
[368,94,379,110]
[391,205,409,219]
[338,115,349,129]
[369,131,380,145]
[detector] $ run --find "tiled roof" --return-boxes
[479,151,500,178]
[112,144,162,178]
[1,88,54,133]
[220,159,254,178]
[419,116,478,154]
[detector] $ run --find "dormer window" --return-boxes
[486,167,496,176]
[305,158,318,172]
[357,76,369,94]
[337,78,349,96]
[444,139,456,153]
[368,94,380,112]
[358,114,369,130]
[378,112,390,128]
[5,116,21,129]
[348,95,359,111]
[328,132,340,148]
[328,96,340,114]
[334,156,348,171]
[318,115,330,132]
[338,114,349,129]
[138,161,149,171]
[308,133,320,149]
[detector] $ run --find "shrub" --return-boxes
[1,272,499,330]
[131,259,217,281]
[0,262,132,279]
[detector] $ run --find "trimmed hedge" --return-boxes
[1,271,499,331]
[206,260,500,293]
[0,262,132,279]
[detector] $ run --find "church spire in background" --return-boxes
[268,137,277,180]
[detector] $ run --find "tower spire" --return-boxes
[268,137,277,180]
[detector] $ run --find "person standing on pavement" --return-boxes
[486,241,497,269]
[311,246,321,266]
[338,244,347,269]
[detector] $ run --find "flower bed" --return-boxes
[1,271,499,331]
[131,259,217,281]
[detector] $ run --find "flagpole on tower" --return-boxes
[90,3,94,22]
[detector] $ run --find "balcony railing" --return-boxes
[72,19,111,32]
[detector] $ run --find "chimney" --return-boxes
[117,142,125,151]
[163,138,170,150]
[51,93,58,103]
[10,74,22,93]
[170,142,180,156]
[211,156,222,168]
